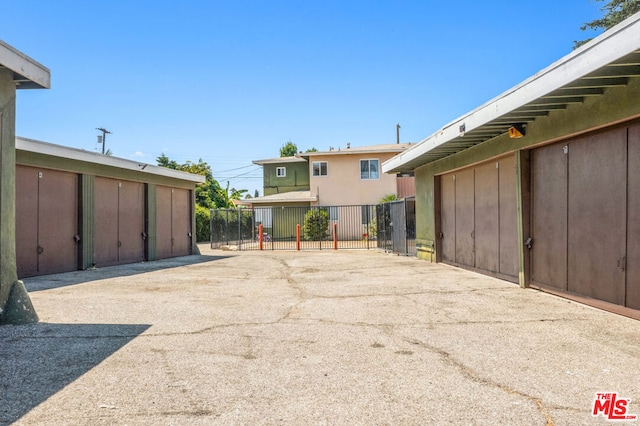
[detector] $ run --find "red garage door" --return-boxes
[439,155,518,282]
[156,186,192,260]
[95,177,145,267]
[16,166,79,278]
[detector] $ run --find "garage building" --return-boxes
[16,137,205,278]
[383,13,640,319]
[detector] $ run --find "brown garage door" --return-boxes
[16,166,79,278]
[156,186,192,260]
[531,124,639,310]
[95,177,145,267]
[439,155,518,282]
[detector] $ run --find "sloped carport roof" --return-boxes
[383,13,640,174]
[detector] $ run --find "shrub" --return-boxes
[195,205,211,242]
[303,208,329,241]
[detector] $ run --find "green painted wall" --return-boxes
[0,68,17,312]
[414,77,640,263]
[263,162,310,196]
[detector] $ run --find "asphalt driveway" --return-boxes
[1,245,639,425]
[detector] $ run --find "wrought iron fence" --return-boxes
[210,199,415,255]
[376,197,416,256]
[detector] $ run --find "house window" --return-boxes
[328,206,339,221]
[312,161,328,177]
[360,159,379,180]
[276,167,286,177]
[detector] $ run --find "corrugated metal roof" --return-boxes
[383,12,640,174]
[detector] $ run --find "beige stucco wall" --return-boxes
[309,151,399,206]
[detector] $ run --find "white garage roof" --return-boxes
[0,40,50,89]
[383,12,640,174]
[17,137,206,183]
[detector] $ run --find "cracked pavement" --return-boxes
[1,244,639,425]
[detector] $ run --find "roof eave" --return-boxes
[383,12,640,174]
[0,40,50,89]
[16,137,206,183]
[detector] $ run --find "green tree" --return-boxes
[305,147,318,153]
[380,194,398,203]
[215,181,248,208]
[280,141,298,157]
[303,208,329,241]
[574,0,640,48]
[156,154,249,240]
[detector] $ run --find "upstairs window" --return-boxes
[312,161,328,177]
[360,159,379,180]
[276,167,286,177]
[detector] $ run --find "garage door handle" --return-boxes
[618,256,626,272]
[471,230,475,239]
[74,234,81,243]
[37,246,44,254]
[141,232,147,240]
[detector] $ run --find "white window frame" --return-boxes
[312,161,328,177]
[276,167,286,177]
[360,159,380,180]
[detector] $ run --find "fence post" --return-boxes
[333,223,338,250]
[296,224,301,251]
[238,209,242,251]
[259,224,263,251]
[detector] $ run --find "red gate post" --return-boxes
[333,223,338,250]
[296,224,301,251]
[258,224,263,251]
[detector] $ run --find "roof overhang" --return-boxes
[0,40,50,89]
[383,12,640,174]
[245,190,317,205]
[303,144,413,158]
[16,137,206,183]
[253,156,308,165]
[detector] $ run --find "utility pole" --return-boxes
[96,127,112,154]
[396,123,401,144]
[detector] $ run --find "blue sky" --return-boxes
[3,0,602,196]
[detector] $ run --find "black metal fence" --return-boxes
[376,197,416,256]
[211,199,415,255]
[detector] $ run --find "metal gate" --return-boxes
[376,197,416,256]
[212,202,415,255]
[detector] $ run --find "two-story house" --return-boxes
[246,144,415,241]
[301,143,414,206]
[249,143,414,208]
